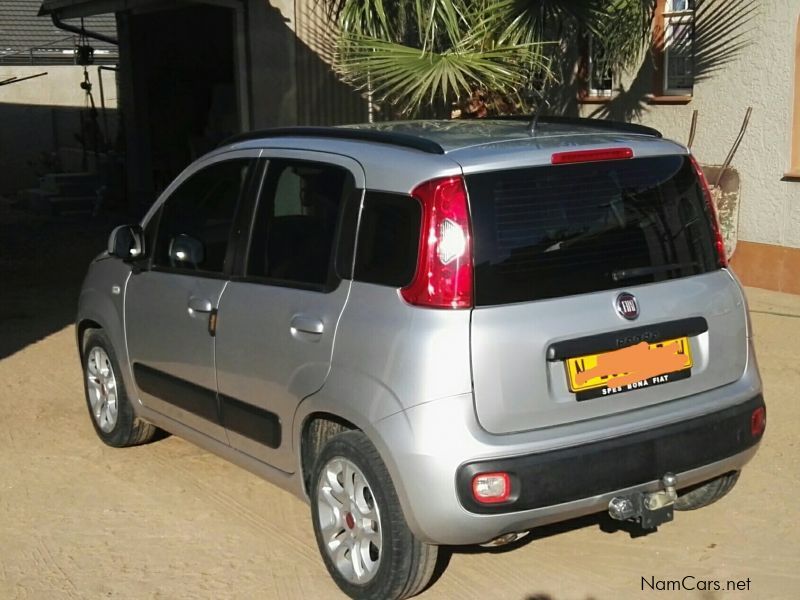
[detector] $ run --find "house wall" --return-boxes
[0,65,119,194]
[581,1,800,292]
[247,0,366,127]
[0,65,117,109]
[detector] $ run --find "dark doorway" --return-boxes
[132,4,239,194]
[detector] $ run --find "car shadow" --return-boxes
[426,510,660,593]
[0,200,126,360]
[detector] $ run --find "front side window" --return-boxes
[247,159,355,289]
[153,159,253,274]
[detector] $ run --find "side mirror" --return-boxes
[108,225,145,260]
[168,234,205,269]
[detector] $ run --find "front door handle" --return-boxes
[187,297,213,315]
[290,315,324,335]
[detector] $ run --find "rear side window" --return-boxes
[354,192,421,287]
[247,159,355,289]
[466,155,718,306]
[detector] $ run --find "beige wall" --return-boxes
[245,1,365,128]
[0,65,117,108]
[591,1,800,249]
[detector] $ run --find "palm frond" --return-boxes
[335,31,553,113]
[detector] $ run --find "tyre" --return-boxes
[82,329,158,447]
[311,431,438,600]
[674,471,740,511]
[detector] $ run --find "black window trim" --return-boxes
[144,155,262,280]
[333,186,365,282]
[236,156,360,294]
[351,189,423,289]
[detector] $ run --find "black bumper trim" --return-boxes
[457,395,764,514]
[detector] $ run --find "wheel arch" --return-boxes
[292,379,423,539]
[76,285,136,408]
[77,318,103,349]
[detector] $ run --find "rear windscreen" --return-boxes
[466,155,719,306]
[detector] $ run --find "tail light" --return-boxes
[690,155,728,268]
[401,176,473,309]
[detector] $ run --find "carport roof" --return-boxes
[39,1,162,19]
[1,0,116,55]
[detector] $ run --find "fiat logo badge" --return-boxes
[616,292,639,320]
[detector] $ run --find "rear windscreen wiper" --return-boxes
[612,262,698,282]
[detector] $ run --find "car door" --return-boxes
[125,152,259,442]
[214,151,364,472]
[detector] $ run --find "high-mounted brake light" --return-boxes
[551,147,633,165]
[690,154,729,268]
[401,176,473,309]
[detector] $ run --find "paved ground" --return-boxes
[0,206,798,600]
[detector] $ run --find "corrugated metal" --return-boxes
[1,0,117,51]
[293,0,367,126]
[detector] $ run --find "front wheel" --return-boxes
[311,431,438,600]
[82,329,158,447]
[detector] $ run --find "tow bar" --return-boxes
[608,473,678,530]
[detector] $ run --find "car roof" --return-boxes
[217,118,688,193]
[223,118,667,152]
[344,118,664,153]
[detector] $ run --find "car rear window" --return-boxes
[466,155,719,306]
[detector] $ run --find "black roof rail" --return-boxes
[221,126,446,154]
[492,115,663,138]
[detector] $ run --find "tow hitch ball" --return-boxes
[608,473,678,530]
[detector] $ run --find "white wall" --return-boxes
[615,1,800,248]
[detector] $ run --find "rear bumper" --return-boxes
[456,394,764,514]
[372,354,764,545]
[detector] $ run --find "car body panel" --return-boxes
[125,270,229,441]
[470,270,748,434]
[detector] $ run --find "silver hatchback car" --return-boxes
[78,118,765,600]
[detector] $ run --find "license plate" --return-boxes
[566,337,692,401]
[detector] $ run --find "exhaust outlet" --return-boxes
[480,531,530,548]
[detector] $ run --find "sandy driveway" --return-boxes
[1,286,798,600]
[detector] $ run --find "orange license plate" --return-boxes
[566,337,692,401]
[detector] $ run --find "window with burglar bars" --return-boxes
[587,36,614,97]
[662,0,695,94]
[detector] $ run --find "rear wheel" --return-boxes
[311,431,438,599]
[674,471,740,511]
[82,329,158,447]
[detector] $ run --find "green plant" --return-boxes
[325,0,753,119]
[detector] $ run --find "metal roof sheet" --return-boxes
[0,0,116,57]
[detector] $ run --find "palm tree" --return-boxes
[323,0,753,119]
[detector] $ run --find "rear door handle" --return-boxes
[187,297,213,314]
[290,315,324,335]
